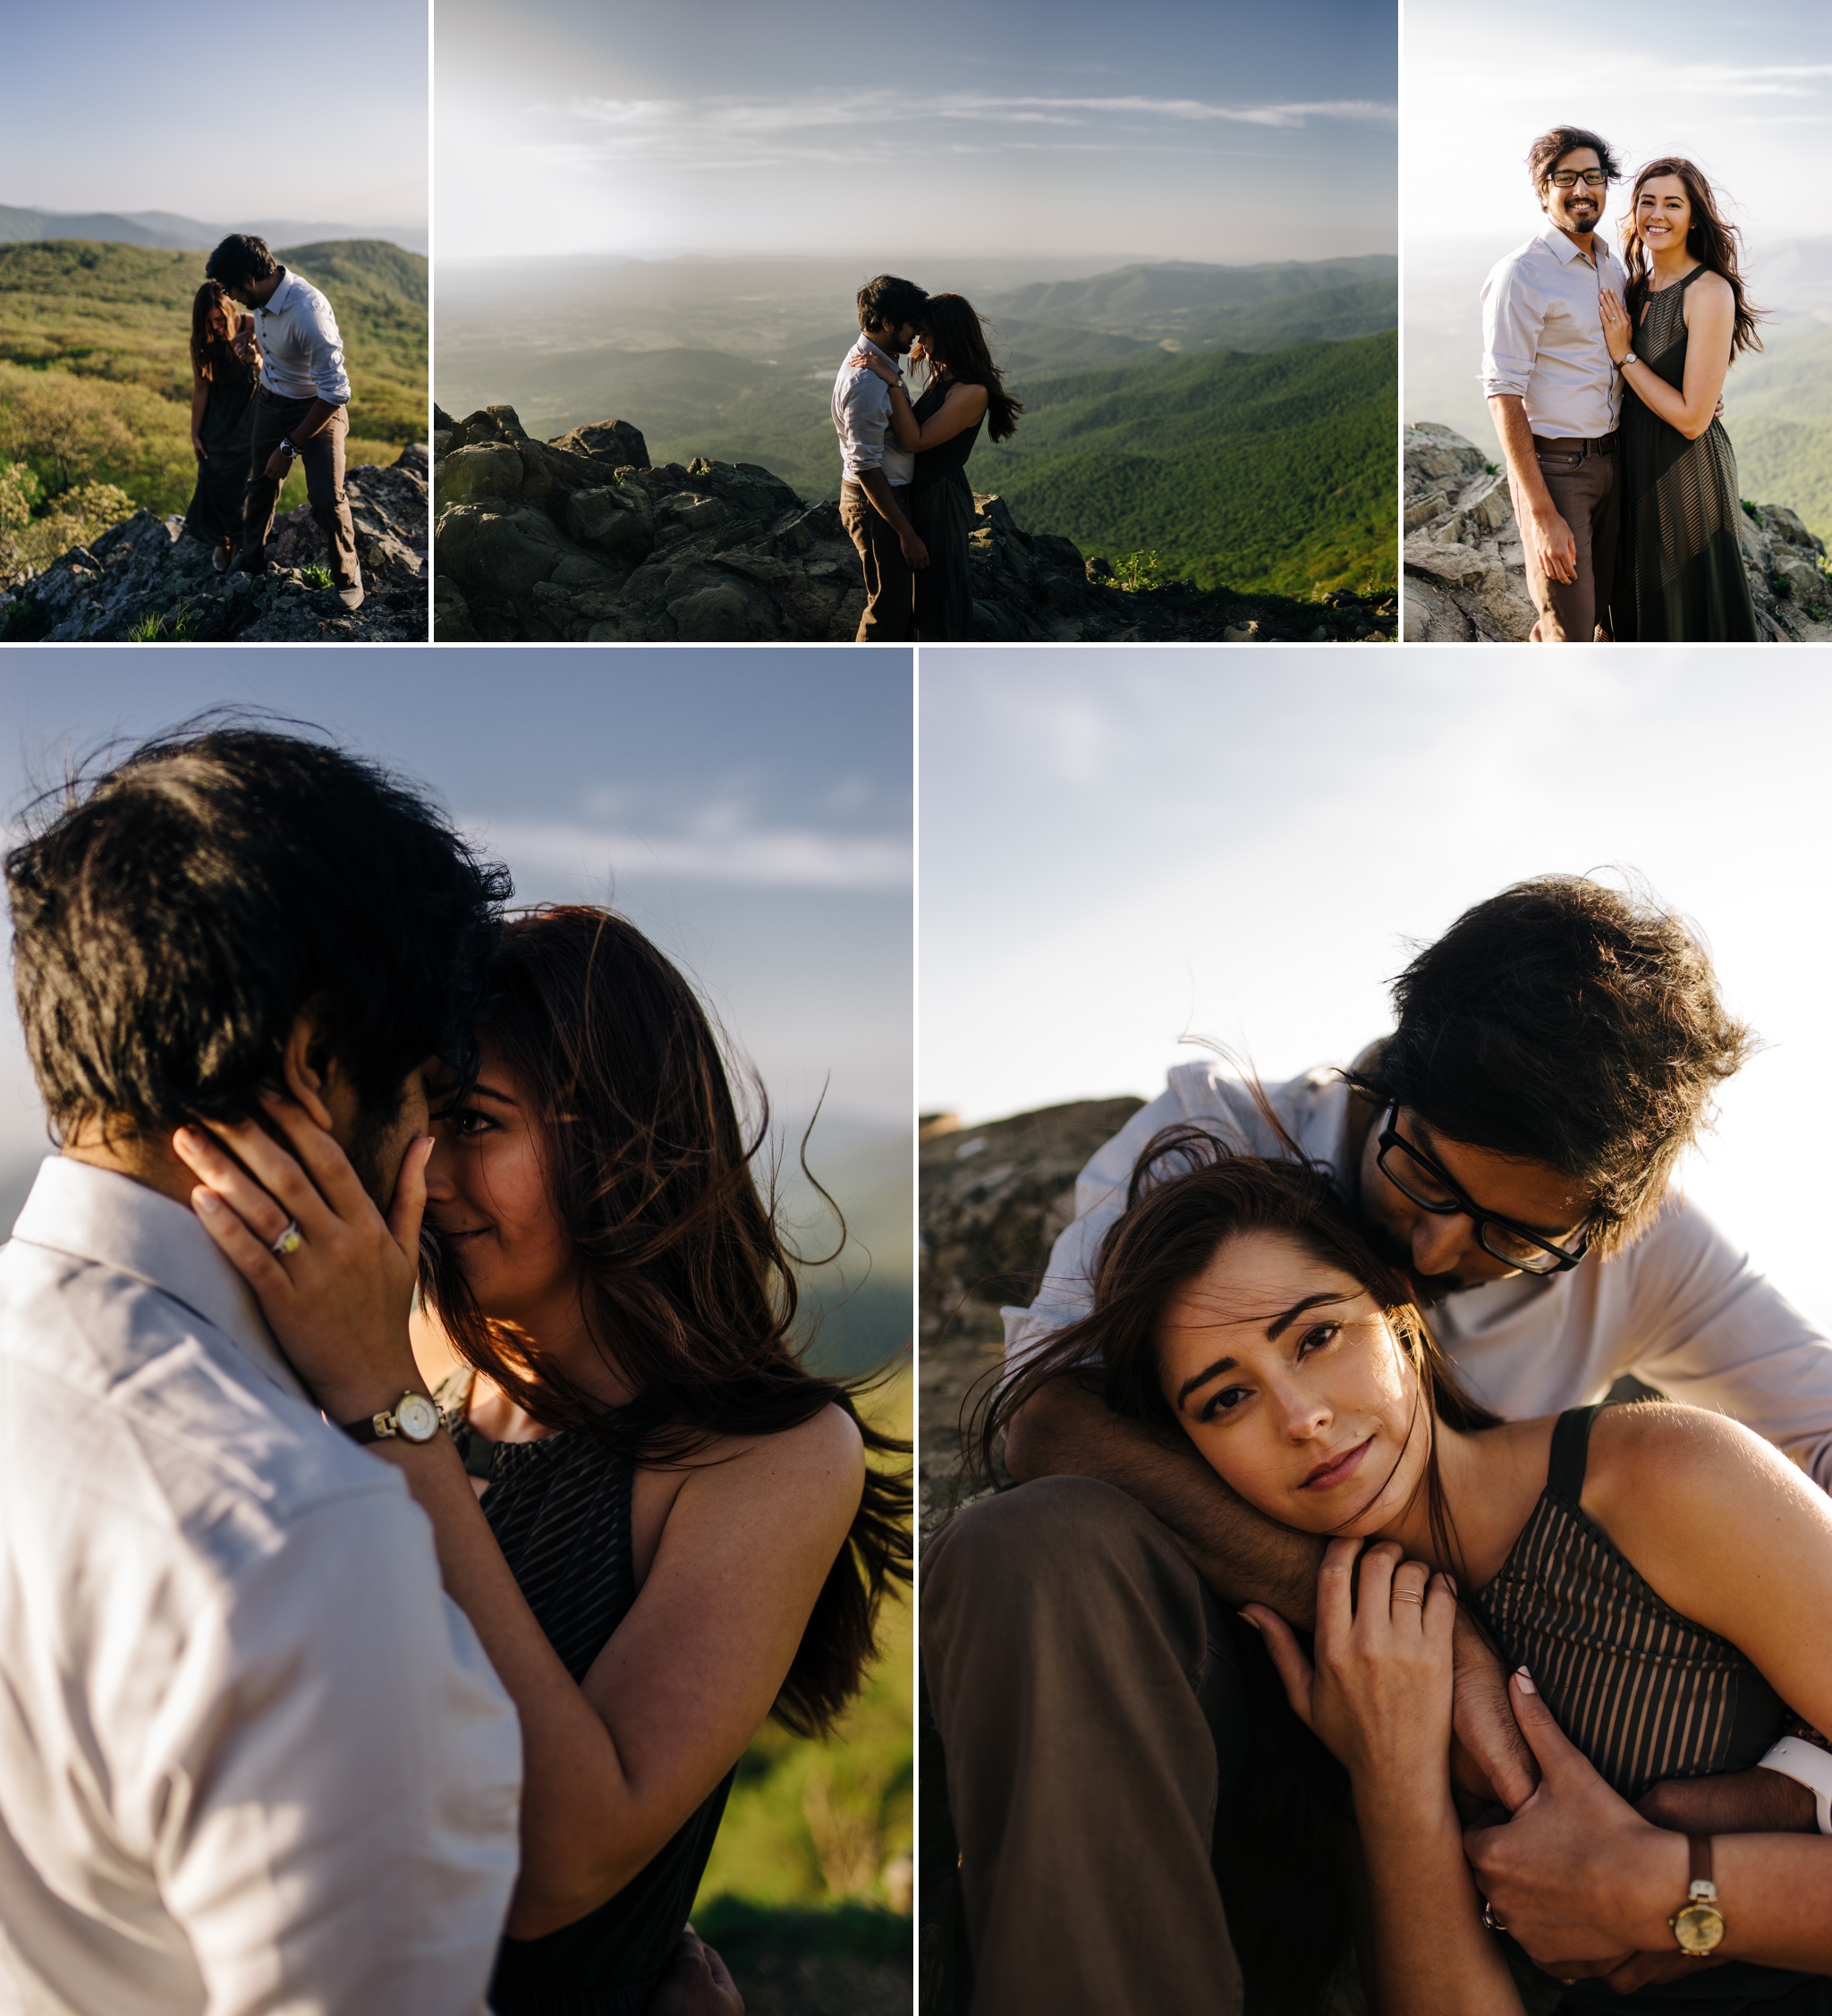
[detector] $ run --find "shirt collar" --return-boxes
[1539,223,1617,273]
[259,267,295,318]
[856,335,897,367]
[11,1156,309,1401]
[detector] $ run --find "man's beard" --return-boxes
[1361,1217,1483,1306]
[344,1105,401,1211]
[1564,202,1599,228]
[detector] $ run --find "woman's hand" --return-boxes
[173,1092,432,1426]
[1246,1537,1458,1810]
[191,432,207,462]
[230,321,260,365]
[847,346,902,389]
[1599,289,1633,366]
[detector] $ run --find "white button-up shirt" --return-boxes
[1004,1058,1832,1490]
[0,1158,521,2015]
[1480,224,1627,440]
[252,267,352,405]
[831,336,914,487]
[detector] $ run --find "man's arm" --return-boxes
[1488,394,1574,586]
[1005,1376,1538,1808]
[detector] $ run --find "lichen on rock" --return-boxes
[1402,421,1832,643]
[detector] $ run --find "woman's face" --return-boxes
[424,1034,581,1328]
[910,332,930,364]
[206,302,231,342]
[1155,1228,1429,1536]
[1635,174,1692,255]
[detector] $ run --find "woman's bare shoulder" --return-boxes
[1583,1400,1798,1536]
[1684,268,1735,314]
[685,1402,865,1495]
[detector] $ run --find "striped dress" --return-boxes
[438,1370,735,2016]
[1475,1405,1829,2013]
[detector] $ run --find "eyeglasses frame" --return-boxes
[1374,1103,1590,1276]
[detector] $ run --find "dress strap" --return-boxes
[1545,1404,1604,1504]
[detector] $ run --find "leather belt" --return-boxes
[1532,431,1617,455]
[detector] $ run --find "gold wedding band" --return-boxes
[269,1219,304,1258]
[1392,1589,1425,1603]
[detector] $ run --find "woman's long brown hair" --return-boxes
[421,904,912,1738]
[919,292,1023,442]
[1620,157,1765,358]
[190,281,242,383]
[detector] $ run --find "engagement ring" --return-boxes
[270,1220,304,1258]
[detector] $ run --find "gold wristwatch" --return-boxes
[341,1390,443,1445]
[1670,1834,1726,1957]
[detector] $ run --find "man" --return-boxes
[925,877,1832,2015]
[206,234,365,611]
[0,726,522,2012]
[833,273,929,642]
[1481,127,1630,643]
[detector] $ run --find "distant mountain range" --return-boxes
[0,205,428,256]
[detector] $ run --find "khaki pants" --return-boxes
[1513,433,1617,643]
[922,1478,1250,2016]
[242,388,360,586]
[839,481,916,642]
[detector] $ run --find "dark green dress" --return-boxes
[438,1372,734,2016]
[910,377,985,642]
[182,351,259,548]
[1613,267,1759,641]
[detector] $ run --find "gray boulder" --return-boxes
[1403,421,1832,643]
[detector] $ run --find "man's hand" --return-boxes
[231,322,259,364]
[264,444,295,483]
[1464,1671,1687,1978]
[649,1928,743,2016]
[1526,504,1578,585]
[899,529,929,570]
[1450,1610,1538,1817]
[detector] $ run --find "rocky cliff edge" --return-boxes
[434,404,1396,645]
[1404,422,1832,643]
[0,445,429,643]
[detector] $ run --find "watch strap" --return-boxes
[342,1409,388,1444]
[1689,1834,1714,1896]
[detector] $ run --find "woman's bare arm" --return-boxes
[893,380,988,453]
[1601,274,1735,439]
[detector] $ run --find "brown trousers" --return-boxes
[1513,432,1617,643]
[922,1478,1250,2016]
[242,388,360,585]
[839,480,916,642]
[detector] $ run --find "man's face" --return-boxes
[868,319,919,357]
[1542,147,1607,239]
[1355,1106,1594,1300]
[338,1058,437,1212]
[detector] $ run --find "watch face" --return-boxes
[394,1392,441,1444]
[1674,1902,1726,1954]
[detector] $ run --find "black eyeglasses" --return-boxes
[1375,1104,1590,1276]
[1548,169,1608,189]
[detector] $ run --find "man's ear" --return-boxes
[279,1004,339,1132]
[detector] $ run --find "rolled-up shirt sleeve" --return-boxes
[302,292,352,404]
[1480,258,1539,401]
[153,1490,521,2015]
[836,373,888,479]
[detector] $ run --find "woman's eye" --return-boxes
[1200,1385,1251,1421]
[1297,1324,1340,1358]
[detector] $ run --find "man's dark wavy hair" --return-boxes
[4,719,510,1141]
[1346,875,1753,1254]
[1527,124,1623,208]
[204,233,279,290]
[857,273,929,333]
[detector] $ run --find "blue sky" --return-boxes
[1,0,428,228]
[920,651,1832,1337]
[0,650,913,1182]
[437,0,1396,261]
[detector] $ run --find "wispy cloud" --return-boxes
[539,88,1393,169]
[469,813,912,892]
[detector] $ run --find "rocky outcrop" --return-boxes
[434,404,1396,645]
[0,446,428,642]
[918,1099,1143,1528]
[1404,422,1832,643]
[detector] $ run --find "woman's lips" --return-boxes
[1301,1436,1374,1491]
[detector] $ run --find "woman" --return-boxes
[986,1124,1832,2015]
[182,279,259,572]
[1601,157,1764,640]
[174,905,911,2013]
[850,292,1022,640]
